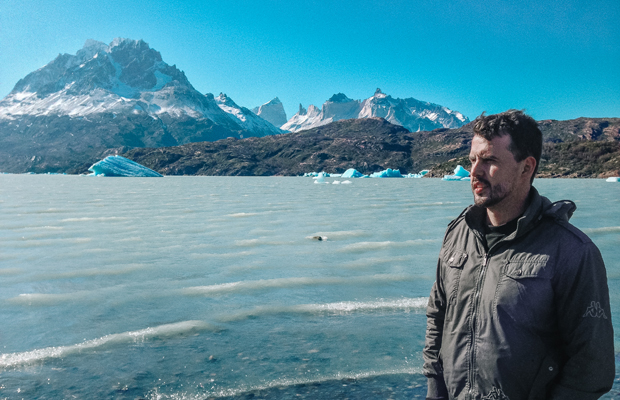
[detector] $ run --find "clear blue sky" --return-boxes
[1,0,619,121]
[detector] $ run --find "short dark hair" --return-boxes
[473,109,542,183]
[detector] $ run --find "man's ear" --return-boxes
[522,156,537,179]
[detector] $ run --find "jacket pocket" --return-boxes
[446,251,467,305]
[504,255,551,279]
[494,255,552,326]
[528,355,559,400]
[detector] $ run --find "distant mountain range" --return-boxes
[0,38,470,173]
[1,38,617,177]
[280,89,469,133]
[124,117,620,178]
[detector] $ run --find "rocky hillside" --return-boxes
[124,117,620,178]
[415,117,620,178]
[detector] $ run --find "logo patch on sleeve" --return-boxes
[482,387,510,400]
[583,301,608,319]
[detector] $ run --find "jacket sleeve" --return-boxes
[423,257,449,400]
[549,240,615,399]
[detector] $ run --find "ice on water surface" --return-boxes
[405,170,429,178]
[88,155,163,177]
[341,168,367,178]
[442,165,470,181]
[369,168,404,178]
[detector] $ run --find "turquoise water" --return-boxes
[0,175,618,399]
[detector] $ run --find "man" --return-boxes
[423,110,614,400]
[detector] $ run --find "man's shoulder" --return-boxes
[445,206,472,234]
[441,206,478,249]
[536,193,592,246]
[541,217,593,246]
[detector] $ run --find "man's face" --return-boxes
[469,134,525,209]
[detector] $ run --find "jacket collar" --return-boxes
[464,186,573,244]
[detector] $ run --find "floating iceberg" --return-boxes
[306,171,334,177]
[405,170,429,178]
[453,165,470,177]
[88,156,163,177]
[442,165,470,181]
[369,168,403,178]
[341,168,367,178]
[314,172,329,184]
[606,177,620,182]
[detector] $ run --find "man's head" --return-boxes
[472,110,542,183]
[469,110,541,218]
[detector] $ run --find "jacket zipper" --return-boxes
[466,225,511,399]
[468,251,490,399]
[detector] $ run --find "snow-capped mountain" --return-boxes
[0,38,282,173]
[281,89,469,132]
[281,104,322,132]
[251,97,288,128]
[215,93,283,136]
[0,38,280,133]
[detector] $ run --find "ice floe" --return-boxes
[315,168,430,179]
[341,168,367,178]
[88,155,163,177]
[369,168,404,178]
[405,170,429,178]
[313,172,329,184]
[605,177,620,182]
[442,165,470,181]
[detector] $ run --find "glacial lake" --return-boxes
[0,175,618,399]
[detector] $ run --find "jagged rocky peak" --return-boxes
[298,104,307,115]
[252,96,288,128]
[328,93,353,103]
[213,93,284,136]
[374,88,387,98]
[266,97,282,105]
[215,92,239,107]
[323,93,361,120]
[9,38,191,99]
[77,39,109,60]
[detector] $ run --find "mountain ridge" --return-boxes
[123,117,620,178]
[281,88,469,132]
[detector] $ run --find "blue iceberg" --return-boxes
[442,165,470,181]
[605,177,620,182]
[88,156,163,177]
[405,170,429,178]
[341,168,367,178]
[369,168,403,178]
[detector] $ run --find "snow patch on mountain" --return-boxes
[281,104,324,132]
[215,93,283,136]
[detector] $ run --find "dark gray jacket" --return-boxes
[423,187,615,400]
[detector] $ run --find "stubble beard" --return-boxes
[472,179,509,209]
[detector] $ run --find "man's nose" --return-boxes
[470,160,481,177]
